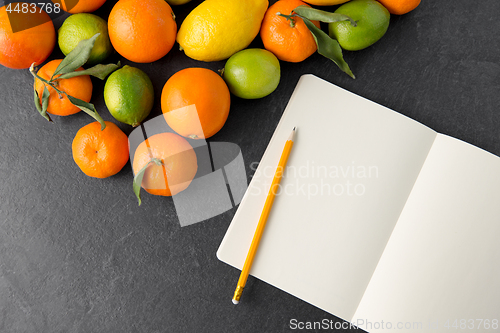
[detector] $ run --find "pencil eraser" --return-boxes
[232,299,239,305]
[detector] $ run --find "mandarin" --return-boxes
[0,3,56,69]
[55,0,107,13]
[260,0,320,63]
[161,68,230,140]
[376,0,420,15]
[34,59,92,116]
[72,121,129,179]
[132,132,198,197]
[108,0,177,63]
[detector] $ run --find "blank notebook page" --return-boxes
[352,134,500,332]
[217,75,436,320]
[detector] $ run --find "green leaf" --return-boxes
[133,158,163,206]
[293,5,357,26]
[33,82,52,122]
[302,17,355,79]
[51,33,100,79]
[56,62,121,81]
[66,95,106,130]
[34,88,42,113]
[41,85,50,115]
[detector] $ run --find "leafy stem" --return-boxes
[31,63,107,129]
[33,75,51,122]
[133,158,164,206]
[293,6,357,27]
[30,64,64,96]
[302,17,355,79]
[277,12,297,28]
[280,6,357,78]
[30,33,120,129]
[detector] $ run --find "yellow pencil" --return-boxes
[232,127,296,304]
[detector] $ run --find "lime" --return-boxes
[223,48,280,99]
[58,13,113,66]
[104,66,154,127]
[329,0,390,51]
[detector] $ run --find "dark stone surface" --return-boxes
[1,0,499,332]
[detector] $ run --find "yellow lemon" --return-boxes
[177,0,268,62]
[302,0,350,5]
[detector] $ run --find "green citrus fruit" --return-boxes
[58,13,113,66]
[328,0,390,51]
[223,48,280,99]
[104,66,154,127]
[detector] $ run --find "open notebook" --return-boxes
[217,74,500,332]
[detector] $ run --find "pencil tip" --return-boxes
[293,126,296,131]
[288,127,296,142]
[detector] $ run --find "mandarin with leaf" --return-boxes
[34,59,93,116]
[132,132,198,202]
[260,0,320,63]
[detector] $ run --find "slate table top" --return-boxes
[1,0,500,332]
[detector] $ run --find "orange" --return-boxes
[376,0,420,15]
[55,0,107,13]
[132,132,198,197]
[260,0,320,63]
[161,68,231,140]
[34,59,92,116]
[108,0,177,63]
[0,3,56,69]
[72,121,129,178]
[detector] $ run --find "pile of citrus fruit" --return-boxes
[0,0,421,205]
